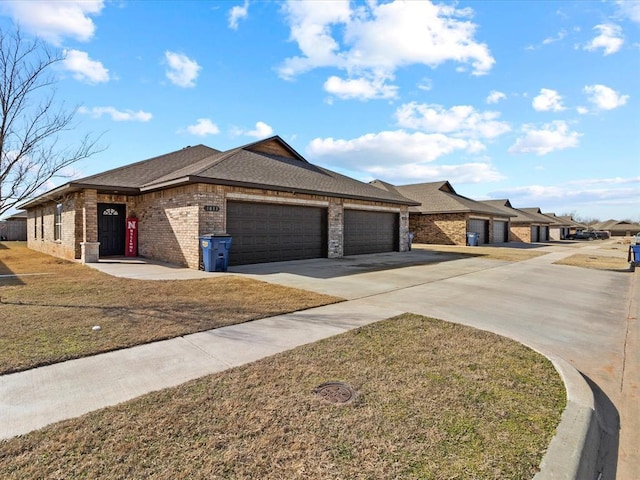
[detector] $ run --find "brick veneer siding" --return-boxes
[25,183,410,268]
[410,212,467,245]
[328,199,344,258]
[26,195,78,260]
[510,225,531,243]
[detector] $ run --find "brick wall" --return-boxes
[410,212,467,245]
[26,196,77,260]
[26,183,411,268]
[510,225,531,242]
[328,199,344,258]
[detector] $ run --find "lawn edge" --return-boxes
[534,354,601,480]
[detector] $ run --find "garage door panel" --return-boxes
[469,219,489,244]
[493,221,508,243]
[227,201,327,265]
[344,210,398,255]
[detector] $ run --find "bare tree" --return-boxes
[0,26,103,217]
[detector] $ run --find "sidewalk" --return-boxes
[1,243,637,478]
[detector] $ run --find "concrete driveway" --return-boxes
[1,242,637,478]
[230,243,637,479]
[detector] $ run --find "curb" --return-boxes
[534,355,601,479]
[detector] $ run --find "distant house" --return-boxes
[479,200,551,243]
[542,213,573,240]
[593,219,640,237]
[19,136,417,268]
[556,215,586,235]
[0,211,27,241]
[519,208,555,242]
[371,180,513,245]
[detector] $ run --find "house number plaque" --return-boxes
[203,205,220,212]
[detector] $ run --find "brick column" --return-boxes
[399,206,410,252]
[80,189,100,263]
[328,200,344,258]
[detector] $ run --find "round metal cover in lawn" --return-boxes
[313,382,356,404]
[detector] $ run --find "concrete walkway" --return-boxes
[1,242,637,478]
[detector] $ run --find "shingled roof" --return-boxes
[519,208,553,225]
[479,200,543,224]
[371,180,512,217]
[20,136,418,208]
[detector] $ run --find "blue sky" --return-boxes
[1,0,638,221]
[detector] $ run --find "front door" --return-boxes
[98,203,126,256]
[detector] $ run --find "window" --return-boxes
[40,210,44,240]
[54,204,62,241]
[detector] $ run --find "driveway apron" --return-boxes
[1,244,636,477]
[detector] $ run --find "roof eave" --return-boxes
[142,176,420,206]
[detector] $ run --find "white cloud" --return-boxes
[576,106,589,115]
[246,121,274,138]
[486,90,506,104]
[309,130,483,167]
[532,88,566,112]
[79,106,152,122]
[62,49,109,84]
[307,130,503,184]
[279,0,494,99]
[324,75,398,100]
[165,51,201,88]
[542,29,567,45]
[395,102,511,139]
[489,177,640,213]
[184,118,220,136]
[509,120,581,155]
[616,1,640,24]
[0,0,104,45]
[368,161,504,184]
[583,84,629,110]
[228,1,249,30]
[584,24,624,55]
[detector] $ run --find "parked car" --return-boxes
[593,230,610,239]
[566,231,598,241]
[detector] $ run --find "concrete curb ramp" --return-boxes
[535,355,601,479]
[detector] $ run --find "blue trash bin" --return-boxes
[629,245,640,267]
[466,232,479,246]
[200,234,233,272]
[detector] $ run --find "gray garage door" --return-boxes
[226,201,327,265]
[531,226,540,242]
[468,219,489,244]
[493,220,508,243]
[344,210,398,255]
[540,226,549,242]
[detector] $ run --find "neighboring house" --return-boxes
[519,208,555,242]
[593,219,640,237]
[370,180,513,245]
[0,211,27,241]
[479,200,550,243]
[20,136,418,268]
[557,215,586,235]
[542,212,573,240]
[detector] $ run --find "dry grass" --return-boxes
[414,243,547,262]
[553,253,630,271]
[0,313,565,479]
[0,242,342,374]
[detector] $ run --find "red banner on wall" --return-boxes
[125,217,138,257]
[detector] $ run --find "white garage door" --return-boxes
[493,221,508,243]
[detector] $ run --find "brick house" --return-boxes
[20,136,418,268]
[370,180,513,245]
[541,212,573,240]
[480,200,551,243]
